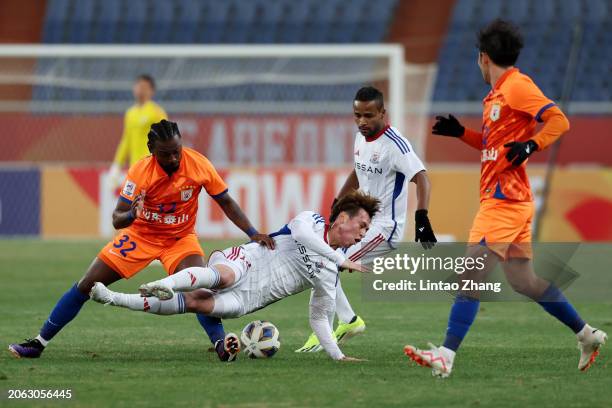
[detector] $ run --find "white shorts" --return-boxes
[210,291,243,318]
[207,246,250,285]
[207,246,251,318]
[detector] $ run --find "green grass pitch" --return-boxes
[0,239,610,407]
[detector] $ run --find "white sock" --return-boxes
[158,266,221,291]
[328,308,336,330]
[335,280,356,324]
[35,335,48,347]
[111,292,186,315]
[440,346,456,363]
[577,323,592,339]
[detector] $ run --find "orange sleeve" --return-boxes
[119,162,145,204]
[531,106,570,150]
[460,128,483,150]
[504,76,555,122]
[198,155,228,197]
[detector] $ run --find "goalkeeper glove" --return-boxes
[432,114,465,137]
[504,140,538,166]
[415,209,437,249]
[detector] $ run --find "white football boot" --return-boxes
[577,324,607,371]
[89,282,115,305]
[404,343,455,378]
[139,280,175,300]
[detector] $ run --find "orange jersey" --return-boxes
[462,68,555,202]
[118,147,228,243]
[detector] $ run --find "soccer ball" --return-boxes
[240,320,281,358]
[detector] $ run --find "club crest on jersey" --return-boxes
[490,103,501,121]
[181,189,193,202]
[370,152,380,164]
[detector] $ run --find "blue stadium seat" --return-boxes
[585,0,609,22]
[42,0,71,43]
[453,0,476,24]
[145,1,174,43]
[94,0,121,43]
[199,1,232,43]
[123,0,147,43]
[278,2,310,44]
[502,0,529,23]
[68,0,95,43]
[434,0,610,102]
[252,0,283,43]
[225,0,258,43]
[173,0,202,43]
[41,0,398,46]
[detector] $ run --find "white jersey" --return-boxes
[210,211,346,359]
[353,125,426,242]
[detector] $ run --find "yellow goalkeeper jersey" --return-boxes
[113,100,167,167]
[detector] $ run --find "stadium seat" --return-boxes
[42,0,71,43]
[38,0,606,105]
[199,1,231,43]
[94,0,122,43]
[433,0,610,102]
[68,0,95,43]
[146,1,174,43]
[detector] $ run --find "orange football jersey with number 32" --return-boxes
[119,147,228,243]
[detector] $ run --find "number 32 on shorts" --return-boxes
[113,234,137,257]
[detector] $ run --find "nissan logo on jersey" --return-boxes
[355,162,383,174]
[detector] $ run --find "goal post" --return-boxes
[0,44,404,126]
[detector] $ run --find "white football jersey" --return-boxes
[217,211,345,359]
[236,212,340,313]
[353,125,426,243]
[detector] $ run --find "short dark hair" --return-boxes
[330,191,380,223]
[354,86,384,110]
[476,19,524,67]
[136,74,156,90]
[148,119,180,147]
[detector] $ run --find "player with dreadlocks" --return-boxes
[9,119,274,362]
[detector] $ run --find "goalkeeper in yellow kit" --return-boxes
[108,74,167,185]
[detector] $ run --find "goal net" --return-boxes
[0,44,439,238]
[0,44,411,165]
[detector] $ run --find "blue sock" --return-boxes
[196,314,225,344]
[442,295,480,351]
[537,284,585,333]
[39,283,89,342]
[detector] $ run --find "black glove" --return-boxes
[415,209,437,249]
[504,140,538,166]
[432,114,465,137]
